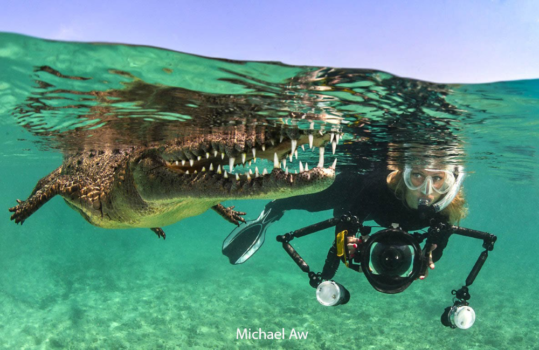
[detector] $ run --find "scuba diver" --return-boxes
[220,83,497,328]
[223,156,467,270]
[223,150,496,329]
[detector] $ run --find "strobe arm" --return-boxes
[438,225,498,329]
[276,216,358,288]
[450,226,497,251]
[443,225,498,318]
[280,239,310,273]
[289,217,340,238]
[449,225,497,287]
[276,217,339,263]
[276,218,340,287]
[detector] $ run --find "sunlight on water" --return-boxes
[0,33,537,349]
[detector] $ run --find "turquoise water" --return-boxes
[0,33,538,349]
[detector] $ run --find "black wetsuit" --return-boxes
[266,169,450,261]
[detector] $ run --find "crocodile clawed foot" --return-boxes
[150,227,166,240]
[9,199,29,225]
[212,204,247,226]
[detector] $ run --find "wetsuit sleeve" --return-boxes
[342,171,386,223]
[264,172,358,221]
[266,177,346,216]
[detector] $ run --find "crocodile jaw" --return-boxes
[133,161,335,203]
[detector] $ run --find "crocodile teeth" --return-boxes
[279,135,284,143]
[330,158,337,169]
[285,168,289,175]
[235,173,240,181]
[197,156,202,161]
[290,140,297,159]
[229,157,235,171]
[295,150,298,160]
[249,169,253,175]
[217,165,222,174]
[273,152,280,168]
[318,147,325,168]
[308,134,314,149]
[282,159,287,169]
[305,163,309,171]
[262,145,266,151]
[247,173,251,181]
[330,132,335,144]
[252,148,256,159]
[206,152,210,159]
[301,145,305,151]
[202,167,206,172]
[263,168,268,176]
[299,161,304,173]
[214,150,218,157]
[224,171,228,179]
[255,167,259,177]
[175,161,179,166]
[209,163,214,171]
[309,121,314,130]
[182,160,186,166]
[241,153,246,164]
[194,170,198,174]
[335,134,340,144]
[189,159,194,167]
[332,140,337,155]
[221,153,225,160]
[185,170,190,175]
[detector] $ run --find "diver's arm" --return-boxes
[419,219,452,279]
[264,172,355,221]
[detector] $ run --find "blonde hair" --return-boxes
[386,169,468,225]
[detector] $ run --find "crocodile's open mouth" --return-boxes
[161,129,341,182]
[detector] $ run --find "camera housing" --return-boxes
[360,227,423,294]
[274,214,497,328]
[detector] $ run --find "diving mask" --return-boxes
[402,165,465,212]
[403,166,455,195]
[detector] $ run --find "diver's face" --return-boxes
[404,169,447,209]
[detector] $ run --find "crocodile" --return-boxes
[9,125,337,239]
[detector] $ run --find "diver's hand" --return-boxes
[264,200,284,223]
[418,244,438,280]
[346,236,362,259]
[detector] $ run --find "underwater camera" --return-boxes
[276,214,497,328]
[360,226,422,294]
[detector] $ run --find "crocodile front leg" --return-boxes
[9,170,98,224]
[212,204,246,226]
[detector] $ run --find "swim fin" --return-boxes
[222,208,276,264]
